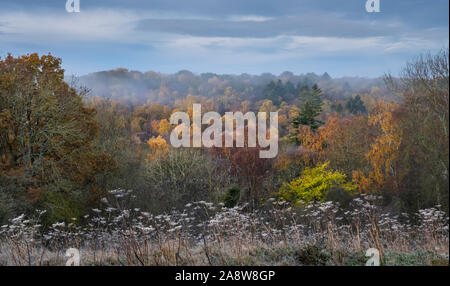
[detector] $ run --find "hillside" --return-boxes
[73,69,393,106]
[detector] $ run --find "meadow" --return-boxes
[1,190,448,266]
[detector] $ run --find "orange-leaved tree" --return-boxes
[352,101,402,195]
[0,53,112,224]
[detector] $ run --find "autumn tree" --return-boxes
[146,135,169,160]
[0,54,111,223]
[158,119,171,136]
[279,162,357,205]
[259,99,277,113]
[296,114,376,177]
[352,102,402,196]
[211,125,273,209]
[350,49,449,213]
[384,49,449,211]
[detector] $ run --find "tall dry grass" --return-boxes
[0,190,448,266]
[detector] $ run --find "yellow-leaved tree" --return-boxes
[279,162,357,205]
[146,136,169,160]
[158,119,171,136]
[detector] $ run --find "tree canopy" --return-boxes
[0,54,112,223]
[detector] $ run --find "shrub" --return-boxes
[279,162,357,205]
[223,187,241,208]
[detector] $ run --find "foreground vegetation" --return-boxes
[0,190,448,266]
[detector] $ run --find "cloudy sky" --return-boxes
[0,0,448,77]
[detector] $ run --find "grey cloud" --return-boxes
[135,15,408,39]
[6,0,448,28]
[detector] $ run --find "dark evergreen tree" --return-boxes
[289,84,324,144]
[321,72,332,81]
[345,95,367,115]
[331,102,344,115]
[262,80,285,106]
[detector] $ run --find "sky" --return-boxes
[0,0,448,77]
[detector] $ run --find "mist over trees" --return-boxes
[75,68,393,108]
